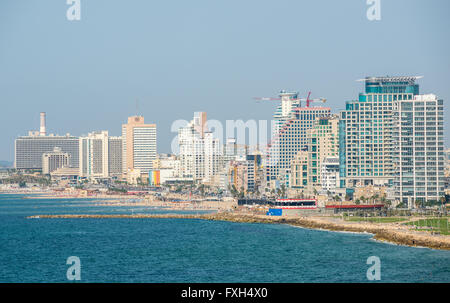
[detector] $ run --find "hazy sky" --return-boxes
[1,0,449,161]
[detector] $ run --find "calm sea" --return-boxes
[0,194,449,283]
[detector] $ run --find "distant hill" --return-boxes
[0,161,13,168]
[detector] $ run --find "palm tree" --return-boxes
[239,187,245,199]
[229,185,239,198]
[415,198,422,209]
[313,188,318,196]
[360,196,366,204]
[439,196,446,214]
[197,184,206,196]
[372,194,379,205]
[280,184,286,198]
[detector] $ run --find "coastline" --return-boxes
[27,212,450,251]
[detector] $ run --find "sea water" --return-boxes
[0,194,449,282]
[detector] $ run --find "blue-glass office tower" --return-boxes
[339,76,444,208]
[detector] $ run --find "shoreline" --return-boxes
[27,212,450,251]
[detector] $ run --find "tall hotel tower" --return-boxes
[339,76,444,207]
[266,91,330,187]
[178,112,221,182]
[15,113,79,170]
[392,93,444,207]
[79,131,122,179]
[122,116,157,176]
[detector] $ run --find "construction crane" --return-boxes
[253,91,327,160]
[253,91,326,108]
[301,91,327,108]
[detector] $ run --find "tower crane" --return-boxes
[253,91,326,108]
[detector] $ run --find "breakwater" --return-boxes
[27,212,450,250]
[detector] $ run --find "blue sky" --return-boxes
[1,0,449,161]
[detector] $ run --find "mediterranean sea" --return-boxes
[0,194,449,282]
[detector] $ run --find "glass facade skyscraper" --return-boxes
[339,76,420,187]
[340,76,444,207]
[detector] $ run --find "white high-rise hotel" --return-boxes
[178,112,221,182]
[79,131,122,179]
[392,93,445,206]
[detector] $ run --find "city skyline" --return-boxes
[5,75,448,162]
[1,1,450,286]
[1,0,450,161]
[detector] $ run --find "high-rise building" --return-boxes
[15,135,79,170]
[79,131,109,179]
[392,93,445,207]
[108,136,123,178]
[266,101,330,187]
[15,113,79,170]
[79,131,122,179]
[340,76,444,208]
[122,116,157,176]
[178,112,221,182]
[339,76,421,188]
[289,115,339,193]
[228,154,262,194]
[42,147,70,174]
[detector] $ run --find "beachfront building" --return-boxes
[266,101,331,188]
[178,112,221,182]
[228,154,262,195]
[321,157,340,194]
[15,134,79,170]
[339,76,445,208]
[122,116,157,178]
[15,113,79,170]
[42,147,70,175]
[289,115,339,194]
[79,131,123,180]
[392,93,445,207]
[151,154,182,185]
[218,138,249,190]
[108,136,123,178]
[339,76,420,188]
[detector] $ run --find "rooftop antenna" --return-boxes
[135,98,140,116]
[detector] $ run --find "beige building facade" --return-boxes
[122,116,157,179]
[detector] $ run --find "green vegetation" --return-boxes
[404,218,450,235]
[344,217,408,223]
[0,174,51,186]
[228,185,244,199]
